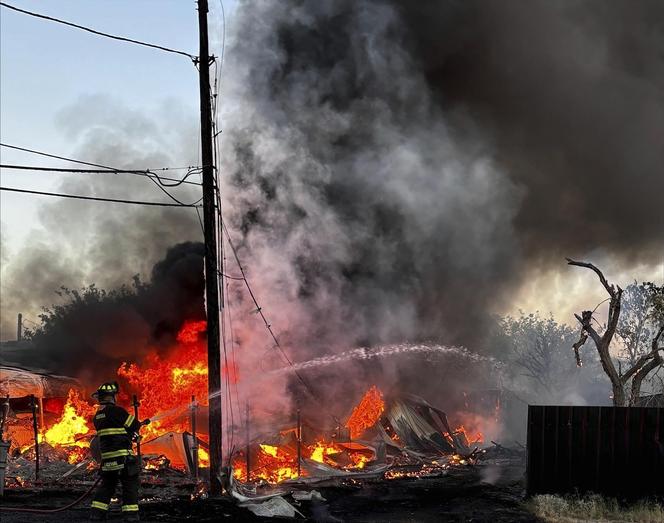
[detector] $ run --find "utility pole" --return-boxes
[17,313,22,341]
[197,0,223,495]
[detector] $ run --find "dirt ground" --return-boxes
[1,464,540,522]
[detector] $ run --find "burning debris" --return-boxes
[2,372,497,492]
[228,386,494,487]
[0,236,521,518]
[345,385,385,439]
[0,314,525,523]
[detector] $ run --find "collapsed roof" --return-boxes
[376,394,463,455]
[0,365,80,399]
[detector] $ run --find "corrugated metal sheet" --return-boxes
[0,365,80,398]
[527,405,663,498]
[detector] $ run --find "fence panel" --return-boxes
[527,405,663,498]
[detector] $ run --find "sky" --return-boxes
[0,0,662,343]
[0,0,232,249]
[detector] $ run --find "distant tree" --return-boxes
[23,279,144,341]
[566,259,663,406]
[616,282,655,367]
[20,279,152,375]
[628,282,664,402]
[498,312,597,401]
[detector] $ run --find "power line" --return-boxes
[0,163,203,187]
[0,163,152,175]
[2,142,130,169]
[0,143,203,187]
[0,2,196,61]
[219,271,244,281]
[0,162,203,204]
[0,186,202,207]
[146,175,203,206]
[0,143,203,174]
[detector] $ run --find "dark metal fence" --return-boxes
[527,405,663,498]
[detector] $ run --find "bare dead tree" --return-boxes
[567,259,664,406]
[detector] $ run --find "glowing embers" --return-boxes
[231,438,375,484]
[384,450,486,480]
[345,385,385,439]
[232,441,300,484]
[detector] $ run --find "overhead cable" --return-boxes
[0,163,202,187]
[0,164,151,174]
[146,176,203,206]
[0,143,203,187]
[0,186,202,207]
[2,142,133,169]
[0,2,196,60]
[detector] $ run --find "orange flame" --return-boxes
[16,321,220,469]
[117,320,211,440]
[176,319,207,344]
[454,425,484,445]
[197,446,210,467]
[232,387,384,483]
[232,444,300,483]
[41,389,95,463]
[345,385,385,439]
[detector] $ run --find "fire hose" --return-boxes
[0,476,101,513]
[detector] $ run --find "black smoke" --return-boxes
[394,0,664,260]
[5,242,205,384]
[217,0,663,360]
[0,95,201,342]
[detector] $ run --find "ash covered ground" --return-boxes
[2,461,536,522]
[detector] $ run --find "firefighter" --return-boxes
[89,381,149,521]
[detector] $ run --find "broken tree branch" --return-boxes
[568,259,624,405]
[574,311,602,347]
[572,330,588,367]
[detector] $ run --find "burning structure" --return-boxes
[1,323,492,490]
[0,230,513,496]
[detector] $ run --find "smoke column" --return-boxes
[1,1,662,412]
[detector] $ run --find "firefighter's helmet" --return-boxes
[92,381,119,398]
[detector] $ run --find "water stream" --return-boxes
[149,343,502,421]
[270,342,503,374]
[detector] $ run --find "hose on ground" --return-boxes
[0,477,101,513]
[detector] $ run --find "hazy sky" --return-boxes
[0,1,662,342]
[0,0,232,248]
